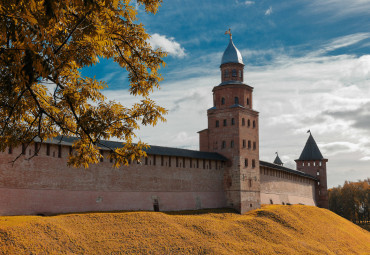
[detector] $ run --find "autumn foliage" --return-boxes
[0,0,166,167]
[0,205,369,254]
[329,178,370,225]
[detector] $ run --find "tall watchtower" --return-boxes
[199,32,260,213]
[295,133,328,208]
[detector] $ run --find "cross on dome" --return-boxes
[225,28,232,39]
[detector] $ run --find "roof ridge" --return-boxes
[260,160,317,180]
[43,136,228,161]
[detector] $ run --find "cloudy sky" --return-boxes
[82,0,370,188]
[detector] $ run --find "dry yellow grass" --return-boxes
[0,205,369,254]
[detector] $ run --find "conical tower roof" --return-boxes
[298,133,324,160]
[221,38,244,65]
[273,154,283,165]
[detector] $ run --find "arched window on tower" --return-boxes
[253,120,256,128]
[242,118,245,126]
[224,69,229,78]
[234,97,239,104]
[239,70,242,78]
[232,69,237,77]
[248,119,250,127]
[247,98,249,105]
[221,97,225,105]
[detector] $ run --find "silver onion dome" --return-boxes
[221,38,244,65]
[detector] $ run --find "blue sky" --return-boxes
[82,0,370,187]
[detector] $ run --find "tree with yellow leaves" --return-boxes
[0,0,167,167]
[329,178,370,224]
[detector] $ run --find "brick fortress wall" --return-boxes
[0,143,227,216]
[259,166,316,206]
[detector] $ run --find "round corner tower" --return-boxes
[295,133,328,208]
[199,34,260,214]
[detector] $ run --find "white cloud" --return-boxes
[309,0,370,18]
[322,33,370,53]
[245,1,255,5]
[265,6,273,15]
[234,0,254,5]
[246,46,370,187]
[360,156,370,161]
[102,74,218,149]
[149,33,186,58]
[319,142,360,156]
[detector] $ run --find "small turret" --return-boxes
[273,152,283,166]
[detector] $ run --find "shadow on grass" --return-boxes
[162,208,239,216]
[357,224,370,232]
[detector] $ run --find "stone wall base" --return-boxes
[0,188,227,216]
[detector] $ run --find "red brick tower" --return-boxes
[295,132,328,208]
[199,33,260,213]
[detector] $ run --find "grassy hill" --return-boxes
[0,205,369,254]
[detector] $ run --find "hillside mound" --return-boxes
[0,205,369,254]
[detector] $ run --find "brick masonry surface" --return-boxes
[0,144,227,215]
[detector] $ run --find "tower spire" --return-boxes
[273,152,283,166]
[298,132,323,160]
